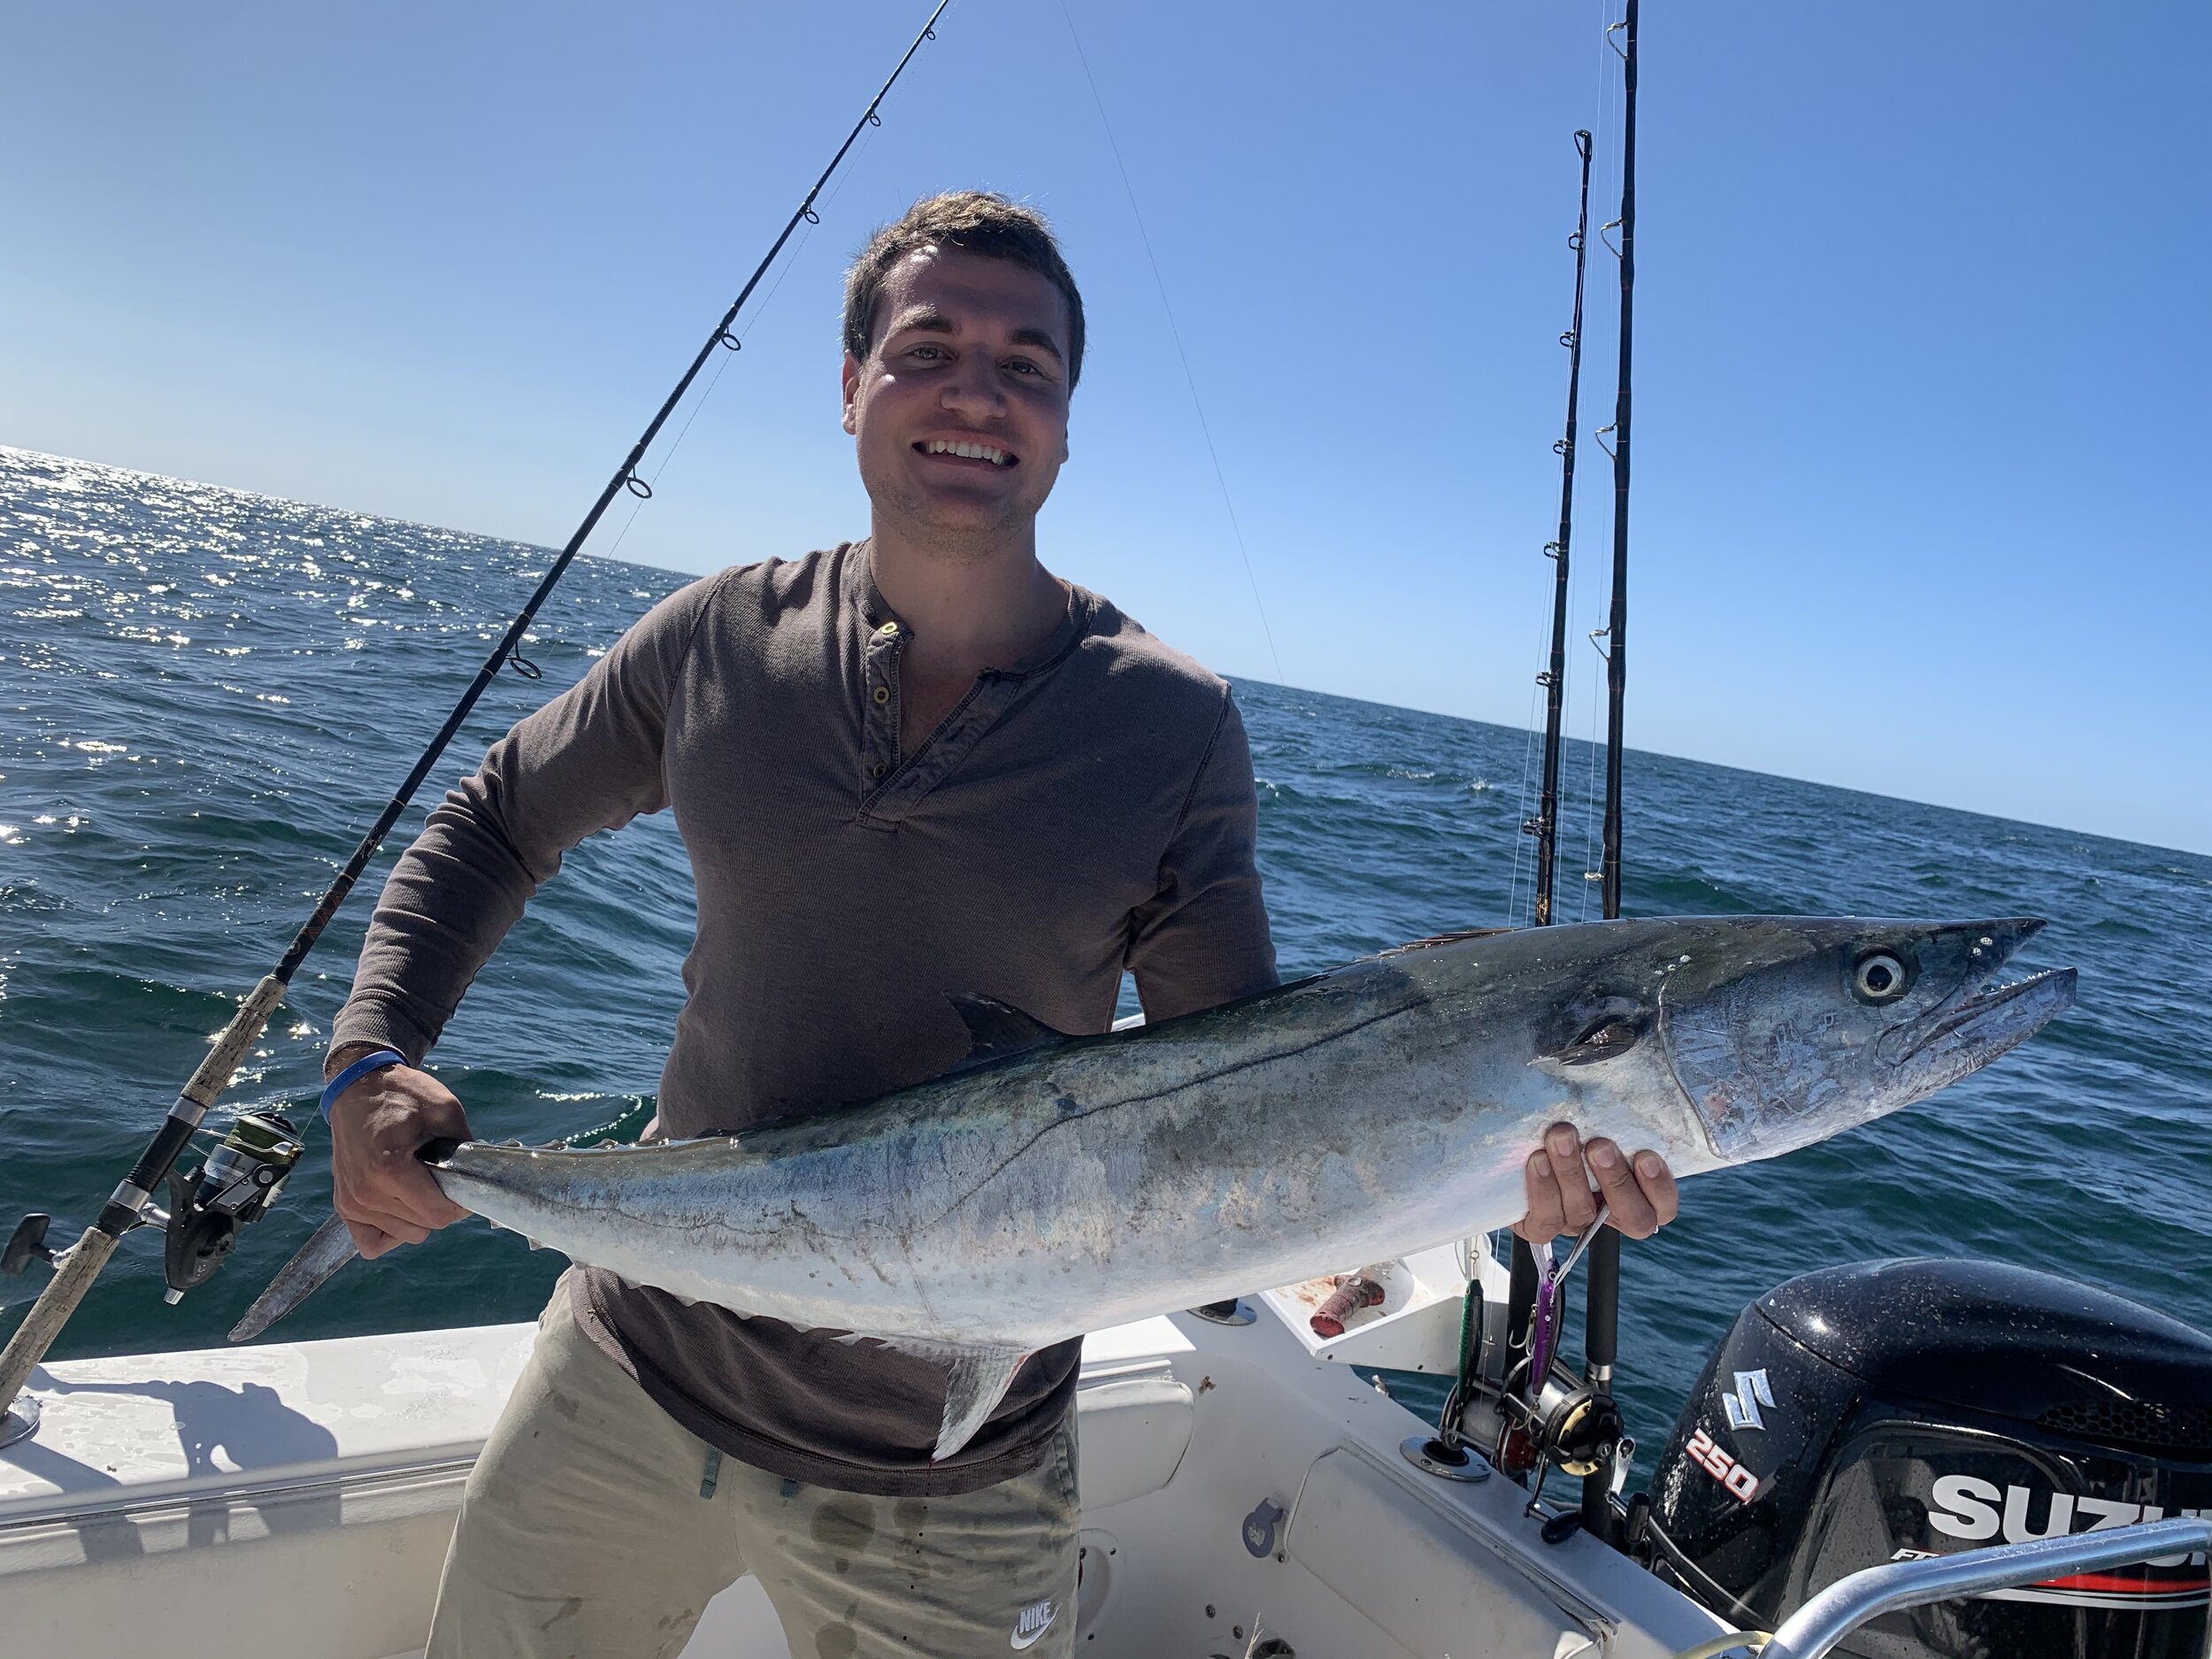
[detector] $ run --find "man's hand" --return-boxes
[327,1052,473,1258]
[1513,1122,1678,1243]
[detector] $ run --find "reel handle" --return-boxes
[2,1213,54,1278]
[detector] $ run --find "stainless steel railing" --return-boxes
[1752,1517,2212,1659]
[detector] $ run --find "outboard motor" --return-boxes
[1645,1258,2212,1657]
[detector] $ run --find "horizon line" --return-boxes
[6,442,2204,865]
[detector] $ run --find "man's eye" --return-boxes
[1004,359,1041,377]
[907,344,947,362]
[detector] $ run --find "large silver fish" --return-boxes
[410,916,2072,1458]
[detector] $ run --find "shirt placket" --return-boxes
[856,664,1028,832]
[859,618,905,803]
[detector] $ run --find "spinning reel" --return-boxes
[4,1110,305,1303]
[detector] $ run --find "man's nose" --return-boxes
[938,354,1005,419]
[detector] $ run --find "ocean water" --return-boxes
[4,444,2209,1460]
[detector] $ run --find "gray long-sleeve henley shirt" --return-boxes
[332,541,1277,1494]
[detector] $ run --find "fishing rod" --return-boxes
[1599,1,1636,929]
[0,0,954,1437]
[1459,131,1611,1501]
[1525,129,1596,929]
[1501,127,1596,1372]
[1446,17,1642,1542]
[1583,0,1639,1547]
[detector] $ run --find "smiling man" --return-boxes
[322,192,1677,1659]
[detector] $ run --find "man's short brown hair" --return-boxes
[843,191,1085,388]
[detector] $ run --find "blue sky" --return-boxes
[4,2,2205,854]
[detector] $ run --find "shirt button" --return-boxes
[871,762,887,778]
[877,620,899,636]
[872,685,890,705]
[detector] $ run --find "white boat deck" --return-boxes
[0,1254,1734,1658]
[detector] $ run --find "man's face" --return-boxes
[841,246,1072,548]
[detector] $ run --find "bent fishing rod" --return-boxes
[0,0,954,1430]
[1525,128,1595,930]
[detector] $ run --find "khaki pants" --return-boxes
[427,1287,1079,1659]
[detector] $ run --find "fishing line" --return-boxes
[1507,668,1544,926]
[1508,550,1560,926]
[1509,536,1563,925]
[1574,578,1606,922]
[0,0,956,1428]
[602,242,795,563]
[1056,0,1284,683]
[599,115,888,567]
[1577,566,1609,922]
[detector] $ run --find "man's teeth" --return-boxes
[924,439,1012,465]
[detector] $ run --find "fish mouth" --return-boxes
[1889,964,2077,1063]
[1659,915,2078,1163]
[1877,918,2077,1070]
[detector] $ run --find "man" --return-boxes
[324,191,1679,1659]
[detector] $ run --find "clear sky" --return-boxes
[4,2,2205,853]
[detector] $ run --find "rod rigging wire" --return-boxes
[0,0,956,1426]
[1505,638,1546,928]
[598,114,885,567]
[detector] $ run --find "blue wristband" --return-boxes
[320,1048,407,1122]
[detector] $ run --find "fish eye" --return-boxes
[1555,1016,1643,1065]
[1850,949,1911,1004]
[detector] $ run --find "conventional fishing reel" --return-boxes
[1426,1311,1633,1542]
[1427,1212,1636,1543]
[1491,1352,1630,1509]
[3,1110,305,1303]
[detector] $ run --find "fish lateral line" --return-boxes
[917,998,1428,1228]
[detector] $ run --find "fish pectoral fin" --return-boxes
[813,1333,1032,1459]
[945,993,1075,1067]
[227,1212,360,1342]
[935,1345,1032,1462]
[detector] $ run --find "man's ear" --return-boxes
[841,352,863,436]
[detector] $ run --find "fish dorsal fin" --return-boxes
[936,1345,1032,1460]
[947,993,1072,1066]
[1370,926,1516,961]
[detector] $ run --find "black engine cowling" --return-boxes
[1646,1257,2212,1657]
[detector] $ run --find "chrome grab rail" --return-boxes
[1758,1517,2212,1659]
